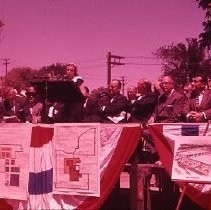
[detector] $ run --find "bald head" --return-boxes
[127,85,137,100]
[137,78,152,95]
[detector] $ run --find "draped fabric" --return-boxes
[2,123,141,210]
[149,123,211,210]
[76,124,141,210]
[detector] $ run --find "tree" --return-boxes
[2,63,69,91]
[91,86,108,98]
[196,0,211,51]
[153,38,211,87]
[5,67,37,91]
[37,63,66,80]
[197,0,211,8]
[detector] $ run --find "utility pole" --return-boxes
[120,76,126,95]
[3,58,10,78]
[107,52,125,87]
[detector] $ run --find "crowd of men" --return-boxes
[1,64,211,170]
[1,65,210,208]
[1,63,211,126]
[0,64,211,163]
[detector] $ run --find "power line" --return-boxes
[124,62,162,66]
[79,64,105,69]
[123,55,158,59]
[75,57,105,64]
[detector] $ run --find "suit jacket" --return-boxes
[44,102,65,123]
[129,92,158,123]
[101,93,129,123]
[182,90,211,122]
[154,90,186,123]
[83,97,102,122]
[29,102,43,123]
[0,96,32,122]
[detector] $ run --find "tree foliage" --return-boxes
[196,0,211,50]
[5,67,37,90]
[2,63,68,91]
[153,38,211,86]
[197,0,211,11]
[37,63,66,80]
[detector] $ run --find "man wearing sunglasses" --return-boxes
[25,86,43,123]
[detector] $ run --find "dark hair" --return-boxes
[192,74,208,84]
[112,79,122,89]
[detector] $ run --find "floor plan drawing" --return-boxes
[0,124,31,200]
[53,123,100,196]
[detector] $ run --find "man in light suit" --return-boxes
[153,76,186,123]
[183,74,211,122]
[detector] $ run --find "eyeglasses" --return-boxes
[66,68,75,72]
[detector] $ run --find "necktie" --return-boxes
[195,95,200,111]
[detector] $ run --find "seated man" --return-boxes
[129,79,158,123]
[127,85,137,105]
[99,79,129,123]
[25,86,43,123]
[0,86,32,123]
[142,76,186,164]
[152,76,187,123]
[81,86,102,122]
[182,74,211,122]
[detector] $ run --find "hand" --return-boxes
[194,112,204,122]
[147,116,155,124]
[188,111,203,122]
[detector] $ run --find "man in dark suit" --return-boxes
[43,101,65,123]
[81,86,102,122]
[127,85,137,104]
[153,76,186,123]
[100,79,129,123]
[129,79,158,123]
[183,74,211,122]
[25,86,43,123]
[0,86,32,123]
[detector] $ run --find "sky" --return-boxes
[0,0,205,91]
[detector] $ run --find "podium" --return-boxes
[31,80,84,103]
[31,80,85,123]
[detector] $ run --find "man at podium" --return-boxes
[32,63,85,123]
